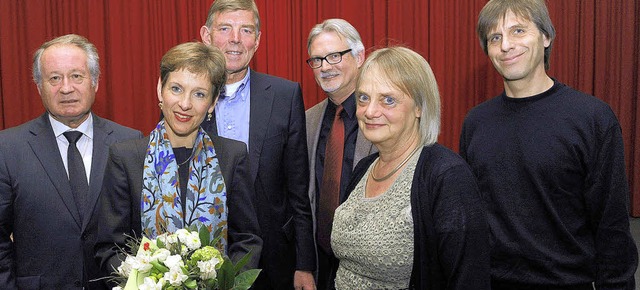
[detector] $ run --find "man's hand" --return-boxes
[294,270,316,290]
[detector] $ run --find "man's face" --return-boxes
[201,10,260,82]
[308,31,363,104]
[38,44,96,128]
[486,10,550,83]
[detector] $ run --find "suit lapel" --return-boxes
[248,71,274,182]
[85,115,111,229]
[28,114,83,227]
[306,100,328,165]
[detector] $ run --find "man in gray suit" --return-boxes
[305,19,376,290]
[0,34,141,289]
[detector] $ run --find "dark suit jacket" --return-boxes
[201,70,315,289]
[94,135,263,281]
[0,113,141,290]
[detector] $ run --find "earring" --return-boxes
[158,102,163,109]
[206,112,212,122]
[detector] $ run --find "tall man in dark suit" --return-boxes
[199,0,316,289]
[0,34,142,290]
[304,19,376,290]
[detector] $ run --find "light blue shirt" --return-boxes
[215,70,251,149]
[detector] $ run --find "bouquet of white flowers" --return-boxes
[111,227,260,290]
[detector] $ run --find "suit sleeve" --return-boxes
[226,144,263,269]
[587,123,638,290]
[0,141,18,289]
[94,143,135,280]
[285,84,316,271]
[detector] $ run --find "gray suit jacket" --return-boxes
[305,99,377,239]
[0,113,141,290]
[94,135,262,283]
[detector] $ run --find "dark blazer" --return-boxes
[201,70,315,289]
[0,113,142,290]
[94,135,263,280]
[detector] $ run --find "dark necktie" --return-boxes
[64,131,89,220]
[317,105,344,255]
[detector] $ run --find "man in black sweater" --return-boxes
[460,0,638,289]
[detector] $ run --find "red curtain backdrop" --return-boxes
[1,0,638,215]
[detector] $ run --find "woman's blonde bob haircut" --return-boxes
[356,46,441,146]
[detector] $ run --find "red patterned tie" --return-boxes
[317,105,344,255]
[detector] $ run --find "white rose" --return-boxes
[163,254,184,270]
[175,229,190,243]
[139,277,164,290]
[184,231,202,250]
[159,233,178,246]
[128,254,152,273]
[197,259,219,280]
[117,255,135,277]
[164,266,188,286]
[151,248,171,263]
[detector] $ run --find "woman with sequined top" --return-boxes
[330,46,490,290]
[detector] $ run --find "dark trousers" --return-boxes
[316,248,339,290]
[492,280,594,290]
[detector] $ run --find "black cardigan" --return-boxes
[344,143,490,290]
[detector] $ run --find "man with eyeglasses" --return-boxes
[305,18,376,290]
[0,34,142,289]
[198,0,316,289]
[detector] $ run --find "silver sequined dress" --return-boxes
[331,152,419,289]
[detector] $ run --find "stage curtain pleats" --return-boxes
[0,0,638,215]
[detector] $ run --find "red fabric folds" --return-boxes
[0,0,638,215]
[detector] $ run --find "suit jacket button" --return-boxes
[74,280,81,287]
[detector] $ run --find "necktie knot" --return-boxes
[64,131,83,144]
[334,105,343,120]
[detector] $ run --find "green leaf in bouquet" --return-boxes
[150,260,169,273]
[156,237,165,249]
[232,250,253,274]
[184,278,198,289]
[217,256,236,290]
[232,269,261,290]
[202,277,217,289]
[199,225,211,246]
